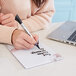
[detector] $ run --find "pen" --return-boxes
[15,14,40,49]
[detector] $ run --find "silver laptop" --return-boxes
[48,21,76,46]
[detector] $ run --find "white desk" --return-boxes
[0,23,76,76]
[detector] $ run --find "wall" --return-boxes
[52,0,76,22]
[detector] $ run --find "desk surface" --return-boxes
[0,23,76,76]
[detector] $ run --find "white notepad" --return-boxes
[6,43,62,69]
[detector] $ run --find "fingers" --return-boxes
[0,13,4,17]
[0,13,18,27]
[22,39,34,49]
[1,17,12,25]
[0,13,4,23]
[32,34,39,42]
[14,39,34,50]
[12,30,38,50]
[0,14,14,21]
[1,14,14,24]
[22,32,36,44]
[17,39,34,49]
[14,43,28,50]
[3,21,18,27]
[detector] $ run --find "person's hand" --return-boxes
[12,29,39,50]
[0,13,18,27]
[0,13,4,23]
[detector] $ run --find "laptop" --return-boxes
[47,21,76,46]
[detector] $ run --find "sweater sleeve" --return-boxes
[0,1,17,45]
[0,1,17,44]
[0,25,17,44]
[18,0,55,32]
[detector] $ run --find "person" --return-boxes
[0,0,55,50]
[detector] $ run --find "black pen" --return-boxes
[15,14,40,49]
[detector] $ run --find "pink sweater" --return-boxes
[0,0,55,44]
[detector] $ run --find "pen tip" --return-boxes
[36,44,40,49]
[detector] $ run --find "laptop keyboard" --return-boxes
[68,30,76,42]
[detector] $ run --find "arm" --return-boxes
[0,1,38,47]
[18,0,55,32]
[0,25,17,44]
[0,2,16,44]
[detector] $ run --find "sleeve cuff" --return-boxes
[0,25,17,45]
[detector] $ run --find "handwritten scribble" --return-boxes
[31,48,51,56]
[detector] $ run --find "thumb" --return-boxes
[0,13,4,23]
[32,34,39,42]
